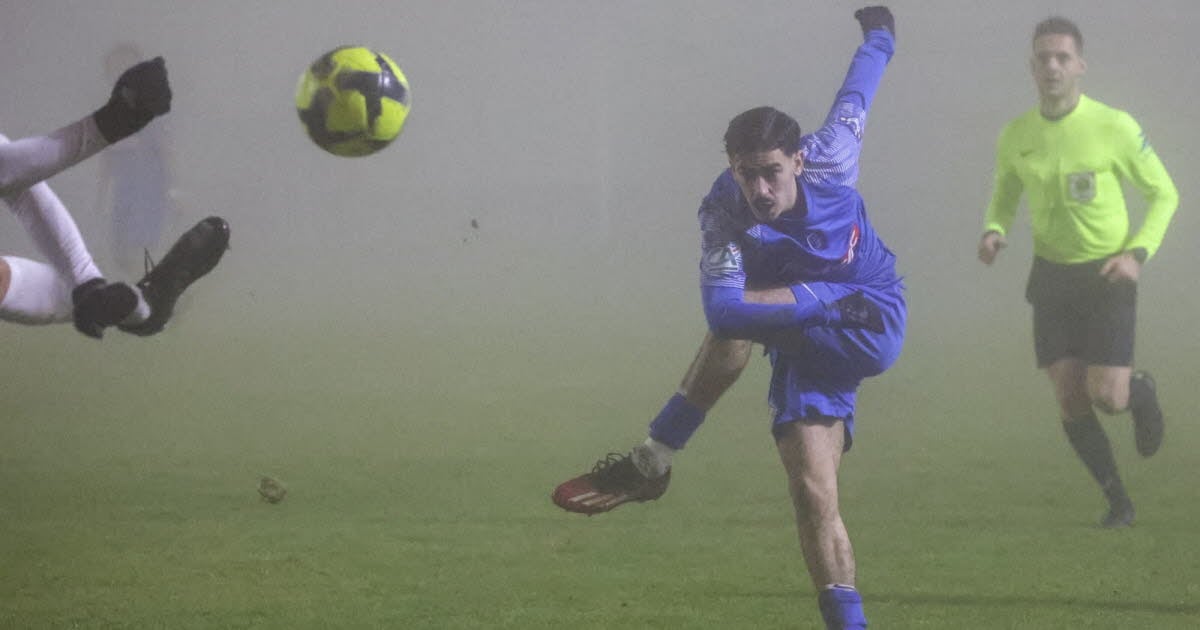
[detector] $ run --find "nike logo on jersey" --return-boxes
[842,223,861,264]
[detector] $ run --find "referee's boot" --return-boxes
[119,216,230,336]
[1129,371,1164,457]
[1100,496,1136,529]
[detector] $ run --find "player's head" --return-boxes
[724,107,805,223]
[1030,17,1086,104]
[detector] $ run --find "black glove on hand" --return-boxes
[854,6,895,39]
[92,56,172,143]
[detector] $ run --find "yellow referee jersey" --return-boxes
[984,94,1178,263]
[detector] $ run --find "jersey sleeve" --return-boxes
[1112,112,1178,259]
[983,123,1023,236]
[698,174,747,290]
[801,29,895,187]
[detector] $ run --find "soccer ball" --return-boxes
[295,46,411,157]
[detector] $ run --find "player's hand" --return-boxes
[92,56,172,143]
[854,6,895,39]
[1100,251,1141,284]
[977,231,1006,265]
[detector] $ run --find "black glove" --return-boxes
[832,291,885,334]
[92,56,172,143]
[854,6,895,39]
[72,278,137,339]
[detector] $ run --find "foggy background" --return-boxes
[1,0,1197,450]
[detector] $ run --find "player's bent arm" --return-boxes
[703,285,840,355]
[802,28,895,187]
[1116,114,1179,260]
[703,285,804,341]
[982,135,1023,239]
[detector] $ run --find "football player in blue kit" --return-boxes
[553,7,902,629]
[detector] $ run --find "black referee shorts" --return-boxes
[1025,256,1137,368]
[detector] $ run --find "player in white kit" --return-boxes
[0,57,228,339]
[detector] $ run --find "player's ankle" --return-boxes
[632,439,673,478]
[118,285,151,325]
[818,584,867,630]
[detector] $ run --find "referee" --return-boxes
[978,17,1178,528]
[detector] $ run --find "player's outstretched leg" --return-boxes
[1129,370,1164,457]
[552,451,670,515]
[118,216,229,336]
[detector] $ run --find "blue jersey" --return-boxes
[699,30,897,292]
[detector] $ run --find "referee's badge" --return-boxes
[1067,171,1096,202]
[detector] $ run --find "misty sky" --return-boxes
[1,1,1196,386]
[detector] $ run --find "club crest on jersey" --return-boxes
[701,244,741,276]
[1067,171,1096,202]
[805,231,828,251]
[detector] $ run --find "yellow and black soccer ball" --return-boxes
[295,46,411,157]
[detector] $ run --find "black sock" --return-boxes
[1062,412,1128,507]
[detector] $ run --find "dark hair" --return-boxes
[723,106,802,158]
[1034,16,1083,53]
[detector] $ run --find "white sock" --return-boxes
[632,438,675,478]
[0,131,104,288]
[120,288,151,324]
[0,119,109,197]
[0,256,72,324]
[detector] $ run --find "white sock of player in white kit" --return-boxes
[0,119,110,196]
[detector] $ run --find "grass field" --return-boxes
[2,315,1198,629]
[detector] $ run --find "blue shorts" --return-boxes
[767,280,906,450]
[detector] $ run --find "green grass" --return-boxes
[1,322,1198,629]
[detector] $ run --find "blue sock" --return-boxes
[818,585,867,630]
[647,394,705,449]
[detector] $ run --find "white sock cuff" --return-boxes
[632,438,675,478]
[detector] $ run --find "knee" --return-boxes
[1088,383,1127,415]
[1053,388,1092,418]
[789,474,839,524]
[1049,375,1091,418]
